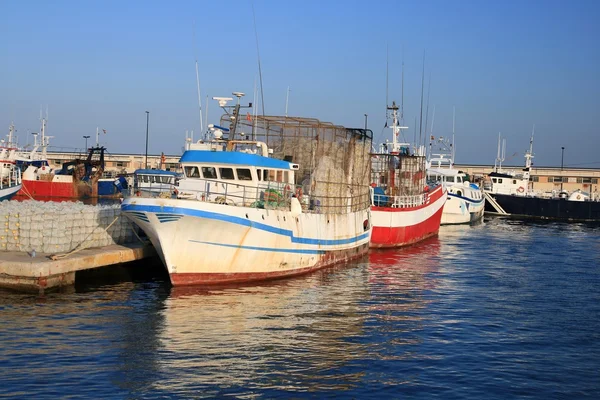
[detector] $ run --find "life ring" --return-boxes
[576,194,581,200]
[517,186,525,193]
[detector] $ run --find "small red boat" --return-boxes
[369,101,446,248]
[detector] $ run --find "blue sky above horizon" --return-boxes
[1,0,599,167]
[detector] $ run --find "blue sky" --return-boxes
[1,0,599,167]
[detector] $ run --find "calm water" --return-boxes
[1,218,599,399]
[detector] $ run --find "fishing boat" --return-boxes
[370,101,446,248]
[483,131,600,222]
[18,145,125,198]
[427,136,484,225]
[122,93,373,286]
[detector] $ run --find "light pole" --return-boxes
[83,135,90,150]
[364,114,368,131]
[145,111,150,169]
[560,146,565,191]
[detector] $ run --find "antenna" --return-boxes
[400,45,404,121]
[192,20,203,134]
[252,3,265,117]
[285,86,291,117]
[418,51,425,152]
[385,43,389,109]
[424,72,431,146]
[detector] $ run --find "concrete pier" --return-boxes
[0,243,156,293]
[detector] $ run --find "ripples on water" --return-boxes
[0,218,599,399]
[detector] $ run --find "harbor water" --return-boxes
[0,218,598,399]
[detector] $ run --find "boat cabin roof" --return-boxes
[134,169,178,176]
[180,150,298,170]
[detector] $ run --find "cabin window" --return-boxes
[256,169,262,181]
[185,166,200,178]
[140,175,148,183]
[457,177,462,183]
[446,176,455,183]
[513,180,517,184]
[161,176,171,184]
[219,167,235,180]
[456,190,462,197]
[492,178,497,183]
[268,169,276,181]
[284,171,290,183]
[498,178,503,183]
[276,170,283,182]
[237,168,252,181]
[201,166,216,179]
[263,170,269,181]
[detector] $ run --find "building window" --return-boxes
[593,178,599,184]
[552,176,564,183]
[116,161,128,168]
[219,167,235,180]
[531,176,539,182]
[236,168,252,181]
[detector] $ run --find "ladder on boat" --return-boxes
[484,192,509,215]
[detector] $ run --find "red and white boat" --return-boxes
[369,101,446,248]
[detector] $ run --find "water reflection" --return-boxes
[154,265,371,395]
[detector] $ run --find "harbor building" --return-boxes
[456,164,600,196]
[42,151,600,194]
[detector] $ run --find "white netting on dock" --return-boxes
[0,200,136,253]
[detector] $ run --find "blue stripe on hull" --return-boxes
[0,185,21,201]
[190,240,326,254]
[123,203,369,246]
[448,193,484,205]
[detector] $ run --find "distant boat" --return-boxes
[483,131,600,222]
[122,93,372,286]
[18,146,125,199]
[369,101,446,248]
[427,136,484,225]
[132,169,178,195]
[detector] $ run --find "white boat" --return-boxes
[122,93,373,286]
[132,169,178,195]
[427,137,484,225]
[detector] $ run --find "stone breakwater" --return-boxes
[0,200,136,254]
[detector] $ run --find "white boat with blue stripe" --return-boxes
[122,94,372,286]
[427,136,485,225]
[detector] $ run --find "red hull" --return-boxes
[169,243,370,286]
[370,185,446,249]
[18,180,76,198]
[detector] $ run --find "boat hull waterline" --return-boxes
[370,185,446,248]
[0,184,22,201]
[123,198,372,286]
[485,193,600,222]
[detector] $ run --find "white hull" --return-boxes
[0,184,22,201]
[441,193,485,225]
[122,197,371,286]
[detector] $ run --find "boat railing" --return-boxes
[127,178,371,214]
[371,192,426,208]
[0,167,21,190]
